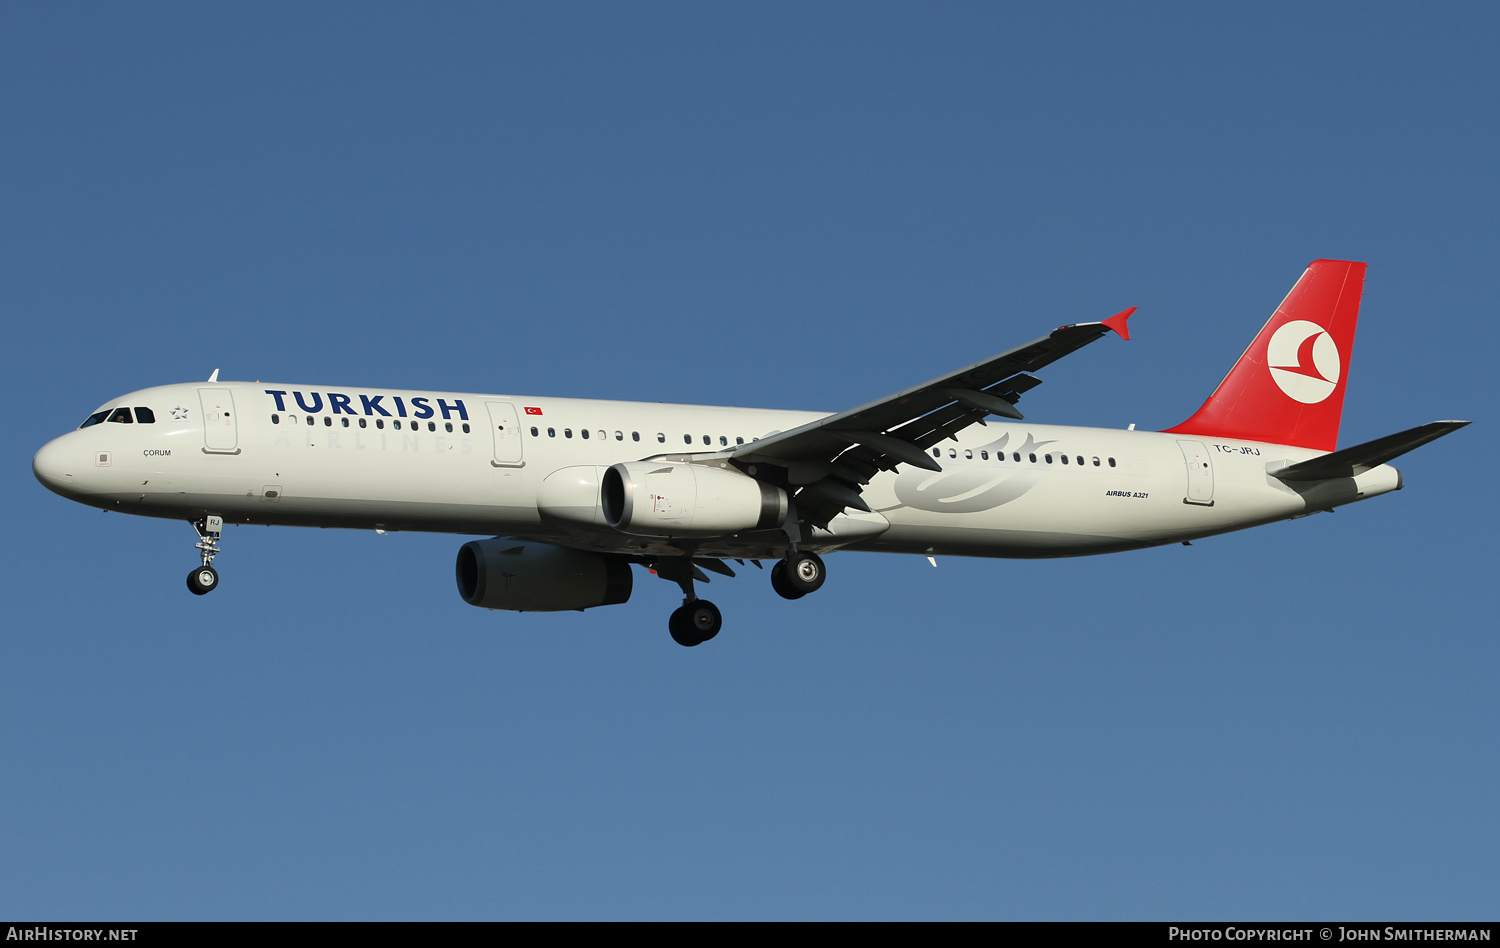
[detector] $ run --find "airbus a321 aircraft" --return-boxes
[34,260,1466,646]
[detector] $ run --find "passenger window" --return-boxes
[720,436,727,446]
[548,427,556,437]
[1028,453,1036,463]
[565,428,573,438]
[581,428,590,439]
[964,449,972,459]
[702,435,711,445]
[1076,456,1083,465]
[377,419,385,429]
[657,433,665,443]
[932,448,941,457]
[1093,457,1100,466]
[615,431,623,441]
[531,426,539,437]
[289,414,299,424]
[1060,454,1068,464]
[307,416,315,426]
[981,451,988,460]
[736,437,744,445]
[428,421,436,432]
[632,432,640,442]
[684,434,692,444]
[107,407,133,424]
[79,410,109,429]
[445,422,453,432]
[1108,458,1116,467]
[272,414,280,424]
[948,448,957,458]
[324,417,332,427]
[359,418,367,428]
[1045,454,1053,463]
[341,418,350,428]
[598,430,606,441]
[134,407,155,424]
[463,423,471,433]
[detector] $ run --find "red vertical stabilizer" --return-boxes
[1165,259,1366,451]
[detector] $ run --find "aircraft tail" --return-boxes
[1165,259,1366,451]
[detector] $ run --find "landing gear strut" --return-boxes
[653,556,723,647]
[772,550,825,600]
[186,515,223,596]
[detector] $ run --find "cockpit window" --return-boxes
[107,407,134,424]
[134,407,156,424]
[79,410,109,429]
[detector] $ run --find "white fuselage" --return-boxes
[32,381,1402,561]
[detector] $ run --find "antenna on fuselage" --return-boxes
[207,369,219,382]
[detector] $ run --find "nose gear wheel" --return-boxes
[187,565,219,595]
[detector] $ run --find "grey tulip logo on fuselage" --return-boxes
[882,432,1054,514]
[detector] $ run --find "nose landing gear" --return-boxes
[186,516,223,596]
[187,564,219,595]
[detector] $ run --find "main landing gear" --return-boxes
[186,515,223,596]
[657,550,829,647]
[669,600,722,648]
[653,558,723,648]
[770,550,825,601]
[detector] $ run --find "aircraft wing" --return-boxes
[731,309,1134,526]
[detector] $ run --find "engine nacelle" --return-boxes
[601,461,787,537]
[455,538,632,612]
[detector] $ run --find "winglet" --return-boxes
[1101,307,1135,341]
[207,369,220,383]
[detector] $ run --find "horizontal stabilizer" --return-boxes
[1272,421,1470,481]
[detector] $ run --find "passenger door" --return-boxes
[1176,439,1214,505]
[486,402,524,468]
[199,388,240,454]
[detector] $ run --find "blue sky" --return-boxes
[1,2,1494,920]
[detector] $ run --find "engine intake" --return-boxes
[455,538,632,612]
[601,461,787,537]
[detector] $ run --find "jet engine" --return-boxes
[455,538,632,612]
[601,461,787,537]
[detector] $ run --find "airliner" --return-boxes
[32,260,1466,646]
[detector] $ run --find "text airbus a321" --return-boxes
[33,260,1467,646]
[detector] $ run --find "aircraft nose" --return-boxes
[33,437,77,496]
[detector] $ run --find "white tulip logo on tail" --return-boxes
[1267,319,1340,404]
